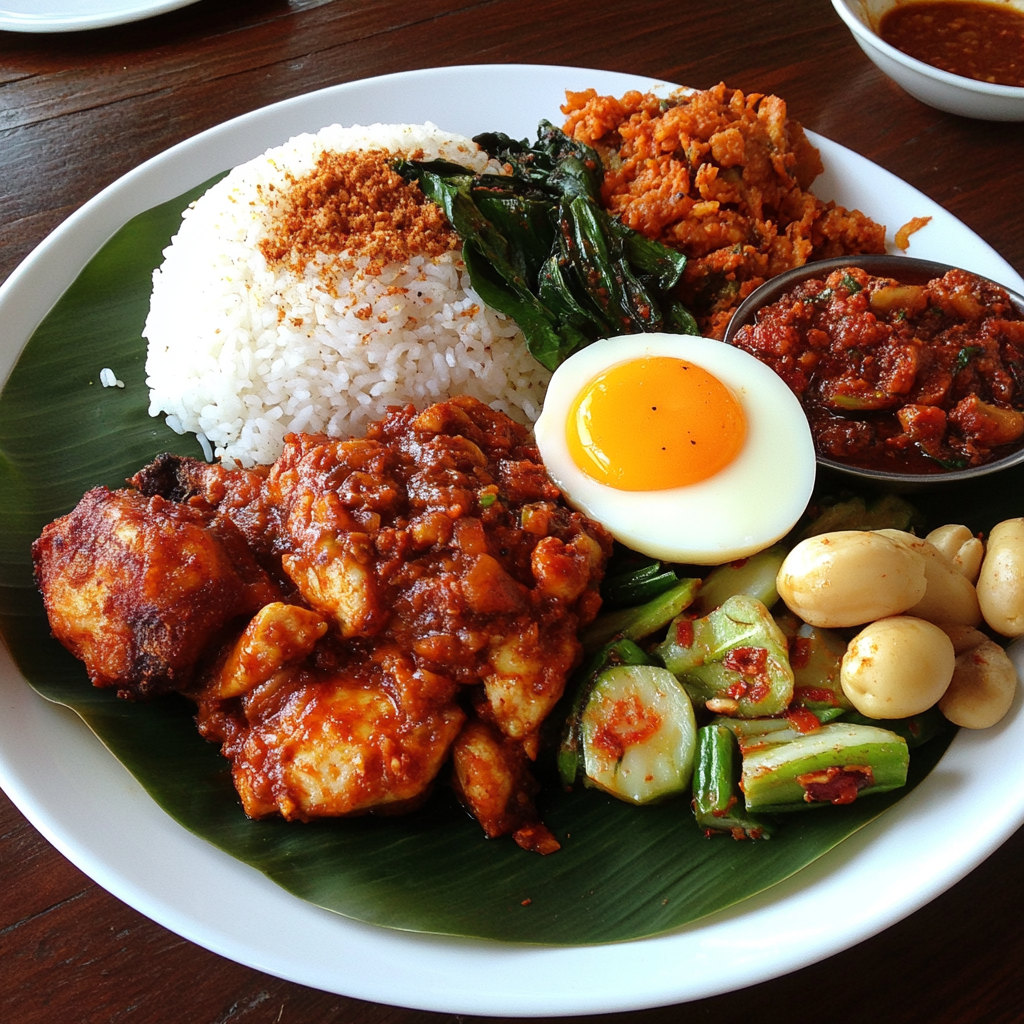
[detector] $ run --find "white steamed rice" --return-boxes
[144,122,550,467]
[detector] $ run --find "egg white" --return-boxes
[534,333,816,565]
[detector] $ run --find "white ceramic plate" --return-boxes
[0,0,199,32]
[2,65,1024,1017]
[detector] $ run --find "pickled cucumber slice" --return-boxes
[740,723,909,813]
[655,594,794,717]
[580,664,696,805]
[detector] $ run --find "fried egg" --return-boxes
[534,334,815,565]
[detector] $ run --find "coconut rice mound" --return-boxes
[144,122,549,468]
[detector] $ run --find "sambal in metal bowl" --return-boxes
[723,255,1024,488]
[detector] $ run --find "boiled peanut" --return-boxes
[939,639,1018,729]
[776,530,927,628]
[936,622,989,656]
[840,616,955,719]
[925,524,984,583]
[876,529,982,627]
[977,518,1024,637]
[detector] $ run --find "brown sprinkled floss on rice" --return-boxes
[144,122,549,468]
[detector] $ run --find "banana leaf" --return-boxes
[1,181,1003,946]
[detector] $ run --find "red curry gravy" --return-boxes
[729,266,1024,474]
[879,1,1024,87]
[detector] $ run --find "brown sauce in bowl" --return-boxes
[728,265,1024,474]
[879,1,1024,88]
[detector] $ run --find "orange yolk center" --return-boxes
[566,356,747,490]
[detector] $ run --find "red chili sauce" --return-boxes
[879,1,1024,88]
[729,266,1024,473]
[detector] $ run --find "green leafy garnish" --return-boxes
[918,446,969,470]
[953,345,984,375]
[601,560,682,609]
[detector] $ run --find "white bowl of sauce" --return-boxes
[832,0,1024,120]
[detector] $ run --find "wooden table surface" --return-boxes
[2,1,1023,1021]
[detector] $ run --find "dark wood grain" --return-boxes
[2,0,1023,1020]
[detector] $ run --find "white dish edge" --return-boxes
[0,0,199,32]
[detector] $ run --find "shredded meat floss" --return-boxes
[257,148,459,278]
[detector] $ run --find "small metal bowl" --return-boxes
[831,0,1024,122]
[722,254,1024,492]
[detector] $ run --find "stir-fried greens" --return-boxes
[398,122,699,371]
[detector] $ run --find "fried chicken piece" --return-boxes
[210,601,329,699]
[451,718,561,855]
[196,643,465,820]
[267,436,402,638]
[131,452,277,561]
[32,487,280,698]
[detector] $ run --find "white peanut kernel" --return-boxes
[875,529,982,627]
[776,530,926,628]
[977,518,1024,637]
[925,524,984,582]
[939,640,1018,729]
[840,616,955,719]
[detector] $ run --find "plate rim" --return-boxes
[0,0,200,32]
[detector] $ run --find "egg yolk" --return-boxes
[566,356,747,490]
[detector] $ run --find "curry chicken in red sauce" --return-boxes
[729,265,1024,473]
[32,396,613,853]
